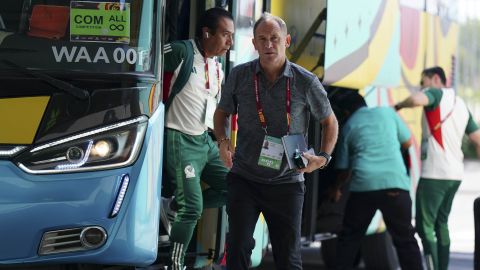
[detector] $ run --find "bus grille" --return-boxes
[39,227,85,255]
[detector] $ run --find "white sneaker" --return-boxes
[160,196,177,235]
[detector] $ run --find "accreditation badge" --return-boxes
[204,95,217,129]
[258,135,284,170]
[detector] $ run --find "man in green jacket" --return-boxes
[161,7,234,269]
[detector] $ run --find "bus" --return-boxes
[0,0,165,268]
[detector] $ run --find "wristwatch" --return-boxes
[318,152,332,169]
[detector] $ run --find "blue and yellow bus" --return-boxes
[0,0,165,268]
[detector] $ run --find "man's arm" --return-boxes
[301,113,339,173]
[393,109,412,149]
[395,92,430,110]
[327,169,351,202]
[319,113,339,154]
[213,108,229,141]
[468,130,480,158]
[213,108,234,168]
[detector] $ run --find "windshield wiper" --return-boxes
[1,60,89,100]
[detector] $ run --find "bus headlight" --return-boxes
[93,140,111,158]
[15,116,147,174]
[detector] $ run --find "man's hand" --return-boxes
[327,186,342,202]
[298,152,327,173]
[219,140,234,168]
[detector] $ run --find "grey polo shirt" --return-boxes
[218,59,332,184]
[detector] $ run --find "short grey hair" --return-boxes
[253,12,288,36]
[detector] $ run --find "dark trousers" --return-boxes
[226,172,305,270]
[336,189,423,270]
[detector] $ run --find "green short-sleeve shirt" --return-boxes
[335,107,411,192]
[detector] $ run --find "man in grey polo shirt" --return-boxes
[213,12,338,270]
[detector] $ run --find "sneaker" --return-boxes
[160,196,177,235]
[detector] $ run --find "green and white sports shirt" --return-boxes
[421,88,479,180]
[164,39,224,135]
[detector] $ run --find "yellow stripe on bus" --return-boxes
[0,96,50,144]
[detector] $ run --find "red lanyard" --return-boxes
[204,57,220,91]
[254,74,291,134]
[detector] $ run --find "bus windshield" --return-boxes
[0,0,156,75]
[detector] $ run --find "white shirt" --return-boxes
[421,89,470,180]
[165,40,224,135]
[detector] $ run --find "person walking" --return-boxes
[213,12,338,270]
[161,7,234,269]
[395,66,480,270]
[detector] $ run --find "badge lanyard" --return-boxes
[254,75,291,134]
[204,57,221,95]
